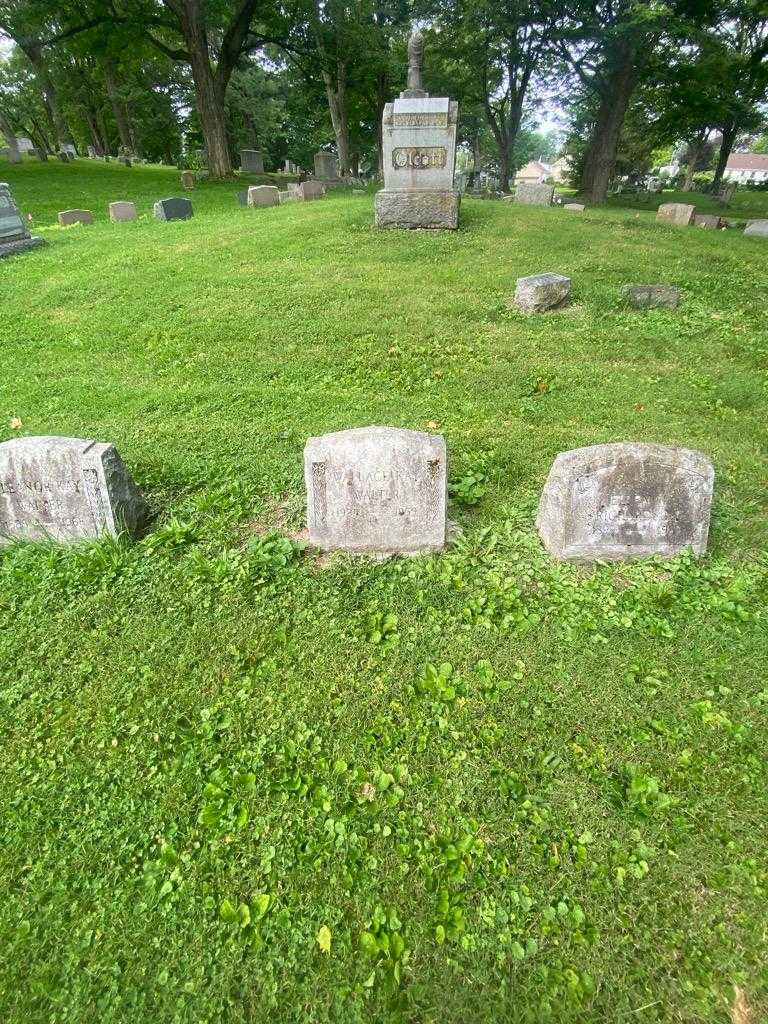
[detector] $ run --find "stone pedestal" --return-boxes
[376,95,459,230]
[241,149,264,174]
[0,181,46,259]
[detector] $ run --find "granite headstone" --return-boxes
[304,426,447,555]
[513,272,571,312]
[0,182,46,259]
[109,201,137,222]
[58,209,93,226]
[536,442,714,561]
[153,197,193,221]
[0,436,148,544]
[241,149,264,174]
[247,185,280,208]
[656,203,695,226]
[515,182,555,206]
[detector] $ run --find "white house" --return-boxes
[723,153,768,184]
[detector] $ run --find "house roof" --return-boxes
[726,153,768,171]
[517,160,551,176]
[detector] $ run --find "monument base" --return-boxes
[0,236,46,260]
[375,189,459,230]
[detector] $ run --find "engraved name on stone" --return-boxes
[304,427,447,554]
[392,113,449,127]
[392,147,447,170]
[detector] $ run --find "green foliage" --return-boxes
[0,160,767,1022]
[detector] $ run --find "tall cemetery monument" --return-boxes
[375,30,460,230]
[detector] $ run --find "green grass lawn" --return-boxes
[1,158,767,1024]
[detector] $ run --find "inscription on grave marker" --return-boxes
[392,147,447,170]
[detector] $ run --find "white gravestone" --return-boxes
[247,185,280,208]
[536,442,714,562]
[304,427,447,555]
[515,182,554,206]
[0,436,148,544]
[744,219,768,238]
[375,31,459,230]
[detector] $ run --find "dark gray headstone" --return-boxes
[153,197,193,221]
[0,182,46,259]
[621,284,680,309]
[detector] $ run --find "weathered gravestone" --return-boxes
[536,442,714,562]
[744,219,768,239]
[563,202,585,212]
[153,197,193,221]
[314,152,339,181]
[0,436,148,544]
[0,182,46,259]
[278,190,299,204]
[247,185,280,208]
[621,284,680,309]
[109,201,137,222]
[656,202,695,226]
[298,180,325,201]
[241,149,264,174]
[304,426,447,555]
[693,213,721,229]
[515,182,554,206]
[375,30,460,230]
[513,272,571,312]
[58,209,93,226]
[181,170,195,190]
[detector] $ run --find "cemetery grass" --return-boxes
[1,158,767,1024]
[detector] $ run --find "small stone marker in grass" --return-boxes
[513,272,571,312]
[536,442,714,562]
[515,182,554,206]
[563,203,585,212]
[304,426,447,556]
[0,436,148,545]
[744,219,768,238]
[58,209,93,226]
[153,197,193,221]
[247,185,280,208]
[656,202,695,226]
[278,190,299,204]
[314,152,339,181]
[621,284,680,309]
[181,170,195,190]
[693,213,721,229]
[0,182,46,259]
[109,201,137,222]
[298,180,326,201]
[241,149,264,174]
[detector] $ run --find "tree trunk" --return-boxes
[21,41,74,148]
[104,65,134,155]
[321,59,350,175]
[712,120,738,190]
[190,53,232,176]
[581,38,639,204]
[0,112,21,162]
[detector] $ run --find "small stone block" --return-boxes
[109,201,137,222]
[298,180,326,201]
[744,219,768,238]
[693,213,721,229]
[180,171,195,190]
[0,436,148,544]
[247,185,280,208]
[304,426,447,555]
[278,191,299,204]
[153,198,193,221]
[621,284,680,309]
[58,209,93,226]
[515,182,554,206]
[536,442,714,561]
[656,202,695,226]
[513,272,571,312]
[563,203,585,212]
[374,189,459,228]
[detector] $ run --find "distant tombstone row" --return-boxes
[656,201,763,238]
[0,182,46,259]
[2,430,715,563]
[54,198,193,226]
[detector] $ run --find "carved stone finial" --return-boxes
[407,30,424,90]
